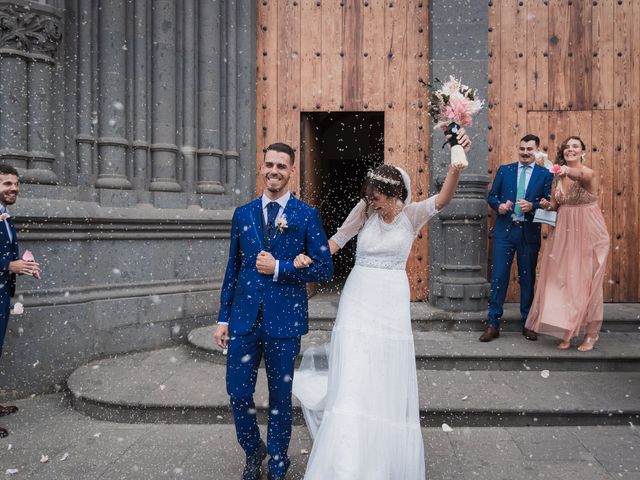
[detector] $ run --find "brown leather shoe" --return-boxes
[0,405,18,417]
[522,328,538,341]
[0,426,8,438]
[479,326,500,342]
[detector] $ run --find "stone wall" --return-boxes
[428,0,491,311]
[0,0,256,395]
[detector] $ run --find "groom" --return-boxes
[480,134,553,342]
[214,142,333,480]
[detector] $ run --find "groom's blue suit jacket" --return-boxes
[0,217,19,355]
[218,196,333,338]
[488,162,553,245]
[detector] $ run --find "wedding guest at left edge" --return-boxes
[0,164,41,438]
[479,135,553,343]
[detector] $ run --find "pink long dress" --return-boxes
[525,179,610,340]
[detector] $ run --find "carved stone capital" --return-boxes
[0,1,62,60]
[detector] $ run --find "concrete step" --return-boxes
[307,296,640,332]
[188,327,640,372]
[3,395,639,480]
[67,346,640,427]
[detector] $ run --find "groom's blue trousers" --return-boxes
[226,312,301,477]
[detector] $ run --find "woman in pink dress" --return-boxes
[525,136,610,352]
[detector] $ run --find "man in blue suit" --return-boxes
[480,135,553,342]
[214,143,333,480]
[0,164,40,438]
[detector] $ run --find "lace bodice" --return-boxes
[331,196,439,270]
[555,179,598,206]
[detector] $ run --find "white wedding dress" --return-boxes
[293,195,440,480]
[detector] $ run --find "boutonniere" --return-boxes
[276,214,288,234]
[0,213,10,221]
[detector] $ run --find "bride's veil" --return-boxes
[394,166,412,204]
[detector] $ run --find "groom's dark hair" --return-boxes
[265,142,295,165]
[0,164,19,177]
[520,134,540,146]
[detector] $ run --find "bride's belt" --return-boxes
[354,257,406,270]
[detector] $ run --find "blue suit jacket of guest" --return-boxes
[488,162,553,245]
[218,196,333,338]
[0,218,19,300]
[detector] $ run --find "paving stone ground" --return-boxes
[0,394,638,480]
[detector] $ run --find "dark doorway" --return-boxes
[300,112,384,292]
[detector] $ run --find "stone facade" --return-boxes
[0,0,490,396]
[428,0,491,311]
[0,0,256,395]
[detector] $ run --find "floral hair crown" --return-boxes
[366,170,401,186]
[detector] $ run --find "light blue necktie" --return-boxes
[514,165,529,216]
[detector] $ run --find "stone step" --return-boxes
[67,346,640,427]
[188,327,640,372]
[307,297,640,332]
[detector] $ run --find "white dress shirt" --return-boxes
[261,192,290,281]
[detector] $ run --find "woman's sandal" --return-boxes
[557,340,571,350]
[577,335,599,352]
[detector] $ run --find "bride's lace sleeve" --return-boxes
[330,199,369,249]
[403,195,440,235]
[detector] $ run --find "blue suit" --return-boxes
[487,162,552,329]
[219,195,332,476]
[0,217,18,357]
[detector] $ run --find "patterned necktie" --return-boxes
[514,165,529,216]
[266,201,279,238]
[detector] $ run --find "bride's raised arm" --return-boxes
[328,199,369,254]
[404,128,470,234]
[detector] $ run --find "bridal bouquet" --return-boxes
[427,76,484,168]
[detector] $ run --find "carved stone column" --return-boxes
[0,0,61,184]
[224,0,238,189]
[196,0,224,194]
[95,0,131,189]
[182,0,197,197]
[149,0,181,192]
[75,0,95,185]
[132,0,149,192]
[429,174,491,311]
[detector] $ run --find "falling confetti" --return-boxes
[60,452,69,461]
[441,423,453,432]
[40,455,49,463]
[540,370,550,379]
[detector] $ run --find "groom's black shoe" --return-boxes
[267,473,286,480]
[243,440,267,480]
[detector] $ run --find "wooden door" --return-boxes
[488,0,640,302]
[256,0,431,300]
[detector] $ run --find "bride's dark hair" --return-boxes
[360,164,408,201]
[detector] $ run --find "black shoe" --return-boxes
[522,328,538,341]
[0,405,18,417]
[267,473,286,480]
[0,426,8,438]
[243,440,267,480]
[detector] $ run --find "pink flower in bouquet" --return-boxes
[428,76,484,131]
[550,165,562,175]
[22,249,40,279]
[439,96,474,129]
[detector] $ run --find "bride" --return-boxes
[292,130,471,479]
